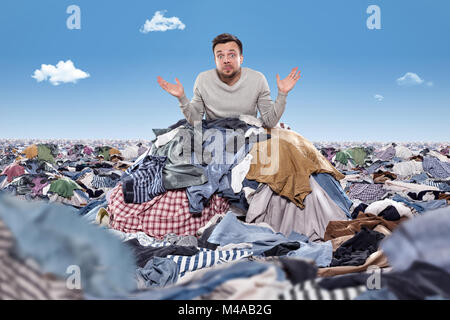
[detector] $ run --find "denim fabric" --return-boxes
[408,172,429,183]
[136,257,180,288]
[286,240,333,267]
[186,163,231,213]
[186,128,254,213]
[207,211,308,255]
[392,194,447,213]
[312,173,353,218]
[80,199,108,223]
[366,161,386,174]
[355,288,398,300]
[130,260,269,300]
[0,194,137,298]
[381,206,450,273]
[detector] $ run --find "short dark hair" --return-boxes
[212,33,243,55]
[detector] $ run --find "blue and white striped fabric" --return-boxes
[421,180,450,192]
[92,175,119,189]
[167,248,253,278]
[121,155,167,204]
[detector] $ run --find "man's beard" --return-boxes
[218,67,241,79]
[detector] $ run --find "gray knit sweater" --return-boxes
[177,67,287,128]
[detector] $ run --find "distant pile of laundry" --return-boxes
[0,118,449,300]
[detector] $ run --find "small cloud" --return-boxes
[426,81,434,87]
[140,10,186,33]
[374,94,384,102]
[32,60,90,86]
[396,72,426,86]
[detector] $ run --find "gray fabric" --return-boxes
[246,177,348,242]
[381,206,450,272]
[150,130,208,190]
[163,233,198,247]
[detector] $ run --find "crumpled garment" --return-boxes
[365,199,414,218]
[1,162,25,182]
[136,257,180,288]
[375,146,396,161]
[246,128,344,209]
[392,160,423,177]
[395,145,414,159]
[347,183,387,203]
[423,156,450,179]
[0,193,137,298]
[381,206,450,273]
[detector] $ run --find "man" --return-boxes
[157,33,300,128]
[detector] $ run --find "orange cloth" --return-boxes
[109,148,121,156]
[23,145,38,159]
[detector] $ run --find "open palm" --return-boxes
[157,76,184,98]
[276,67,301,94]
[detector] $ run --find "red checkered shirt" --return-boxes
[108,184,229,239]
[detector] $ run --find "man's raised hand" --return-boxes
[157,76,185,98]
[276,67,301,95]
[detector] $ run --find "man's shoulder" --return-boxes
[242,68,267,84]
[197,69,216,80]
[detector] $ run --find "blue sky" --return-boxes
[1,0,449,142]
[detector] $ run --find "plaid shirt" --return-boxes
[108,184,229,239]
[348,183,387,203]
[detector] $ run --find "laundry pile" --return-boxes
[1,119,449,300]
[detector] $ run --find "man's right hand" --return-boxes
[157,76,185,98]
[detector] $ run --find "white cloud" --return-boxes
[426,81,434,87]
[396,72,425,86]
[374,94,384,102]
[32,60,90,86]
[140,10,186,33]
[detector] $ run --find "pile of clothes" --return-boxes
[0,119,449,300]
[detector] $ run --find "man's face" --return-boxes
[214,41,243,79]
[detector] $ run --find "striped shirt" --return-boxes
[121,155,167,204]
[279,278,366,300]
[167,248,253,279]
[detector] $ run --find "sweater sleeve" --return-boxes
[256,74,287,128]
[177,75,205,126]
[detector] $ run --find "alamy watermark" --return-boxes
[367,5,381,30]
[66,265,81,290]
[366,265,382,290]
[67,5,81,30]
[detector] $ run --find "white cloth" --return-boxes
[154,126,184,148]
[77,171,95,189]
[428,150,450,163]
[244,127,266,138]
[392,160,423,177]
[239,114,263,128]
[217,243,253,251]
[231,153,253,193]
[365,199,414,218]
[395,146,413,159]
[384,180,439,193]
[121,145,139,160]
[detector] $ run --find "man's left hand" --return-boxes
[276,67,301,94]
